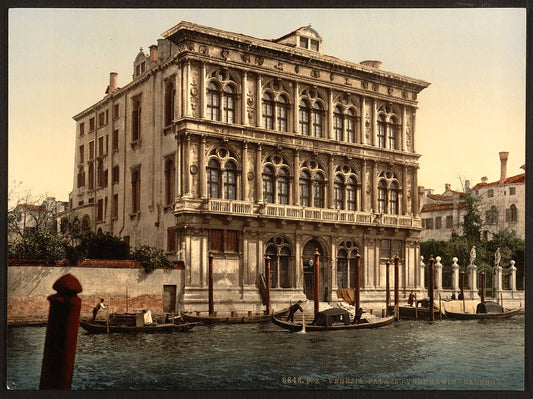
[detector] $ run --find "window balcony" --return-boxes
[174,198,421,229]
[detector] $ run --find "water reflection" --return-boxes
[7,315,524,390]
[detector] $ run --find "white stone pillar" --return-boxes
[241,70,248,125]
[328,154,334,208]
[372,98,377,146]
[199,136,206,199]
[451,257,460,296]
[509,260,517,291]
[294,150,300,206]
[401,105,407,151]
[493,264,503,296]
[256,144,263,203]
[420,256,426,290]
[242,142,249,201]
[361,159,367,211]
[466,262,478,299]
[360,96,366,145]
[200,62,206,119]
[435,256,443,292]
[256,74,263,128]
[328,89,334,139]
[293,82,299,133]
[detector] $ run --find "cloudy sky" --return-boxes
[8,8,526,203]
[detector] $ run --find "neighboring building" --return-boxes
[420,184,466,241]
[420,152,525,241]
[8,197,69,242]
[472,152,525,240]
[69,21,430,310]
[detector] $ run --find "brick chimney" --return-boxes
[107,72,118,94]
[499,151,509,183]
[444,183,451,193]
[149,45,158,68]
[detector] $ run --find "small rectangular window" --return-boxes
[89,117,95,131]
[79,122,85,136]
[89,141,95,160]
[98,137,104,156]
[310,39,319,51]
[446,215,453,228]
[112,165,119,184]
[509,187,516,195]
[300,37,308,48]
[167,228,176,252]
[435,216,442,229]
[114,104,120,119]
[112,129,119,150]
[98,112,105,127]
[487,189,494,198]
[112,194,118,219]
[226,231,239,253]
[79,145,84,163]
[78,200,84,206]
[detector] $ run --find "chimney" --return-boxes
[107,72,118,94]
[149,45,158,68]
[360,60,382,69]
[481,176,488,183]
[465,180,470,191]
[499,151,509,183]
[445,183,451,193]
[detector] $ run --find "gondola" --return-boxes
[387,303,443,320]
[79,319,200,333]
[444,301,523,320]
[181,308,289,324]
[271,308,395,332]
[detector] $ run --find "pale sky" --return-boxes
[8,8,527,203]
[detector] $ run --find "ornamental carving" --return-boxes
[311,69,320,78]
[246,91,255,121]
[275,62,284,71]
[330,73,335,81]
[199,45,209,55]
[295,65,300,73]
[344,77,352,86]
[241,53,251,63]
[190,80,199,111]
[255,56,264,65]
[361,81,368,89]
[187,42,195,51]
[388,87,394,95]
[221,49,230,59]
[412,93,417,100]
[372,83,379,92]
[402,90,408,99]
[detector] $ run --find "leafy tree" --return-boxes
[8,228,65,261]
[82,232,131,260]
[132,245,172,273]
[461,190,482,243]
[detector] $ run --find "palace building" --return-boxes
[69,22,430,311]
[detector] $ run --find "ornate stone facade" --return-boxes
[70,22,430,311]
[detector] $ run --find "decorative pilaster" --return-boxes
[199,136,206,199]
[242,142,249,201]
[294,150,300,206]
[372,161,378,213]
[451,257,460,296]
[361,159,367,211]
[328,154,334,208]
[242,70,248,125]
[256,74,262,128]
[412,167,419,216]
[293,82,299,133]
[402,105,407,151]
[256,144,263,203]
[402,165,408,215]
[328,89,334,139]
[360,96,366,145]
[372,98,377,146]
[200,62,206,118]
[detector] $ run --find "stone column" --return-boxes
[361,159,367,211]
[183,134,192,197]
[402,165,408,215]
[293,82,299,133]
[420,256,426,290]
[200,62,206,119]
[185,61,191,117]
[176,129,182,198]
[330,241,337,291]
[242,142,249,201]
[412,167,419,216]
[372,161,378,213]
[328,154,335,209]
[360,96,366,145]
[199,136,206,199]
[256,144,263,203]
[435,256,443,292]
[451,257,460,296]
[241,70,248,126]
[294,150,300,206]
[372,98,377,146]
[295,235,302,288]
[256,74,262,128]
[328,89,334,139]
[509,260,517,291]
[493,264,503,296]
[466,262,478,299]
[401,105,407,151]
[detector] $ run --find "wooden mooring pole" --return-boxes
[428,256,435,322]
[265,255,271,315]
[460,271,466,312]
[394,255,400,320]
[314,249,320,316]
[39,274,82,389]
[480,272,486,303]
[354,251,361,312]
[208,252,214,317]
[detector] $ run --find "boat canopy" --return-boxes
[311,308,351,326]
[476,301,504,314]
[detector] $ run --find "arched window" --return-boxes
[377,114,386,148]
[388,116,398,150]
[262,92,274,129]
[337,241,360,289]
[389,181,399,215]
[507,204,518,222]
[223,161,237,200]
[164,81,175,126]
[313,173,326,208]
[265,245,278,288]
[312,102,323,138]
[265,236,292,288]
[278,168,289,204]
[299,171,311,206]
[207,159,221,198]
[378,180,387,214]
[333,106,343,141]
[132,97,142,142]
[222,85,236,123]
[333,175,344,210]
[164,157,175,205]
[276,95,289,132]
[299,100,310,135]
[346,108,356,143]
[131,168,141,213]
[207,82,221,121]
[263,165,275,203]
[347,176,357,211]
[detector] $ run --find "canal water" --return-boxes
[7,315,524,391]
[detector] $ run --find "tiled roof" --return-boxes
[472,173,525,189]
[18,204,45,211]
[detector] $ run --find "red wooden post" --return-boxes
[385,260,391,312]
[428,256,435,321]
[460,270,466,312]
[394,255,400,308]
[39,273,82,390]
[314,249,320,316]
[265,255,271,315]
[354,251,361,312]
[208,252,214,317]
[480,272,486,303]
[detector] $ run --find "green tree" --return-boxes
[132,245,172,273]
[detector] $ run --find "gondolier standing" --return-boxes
[287,301,304,322]
[92,298,106,321]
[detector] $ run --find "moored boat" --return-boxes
[181,308,289,324]
[444,301,523,320]
[79,319,200,333]
[272,308,395,332]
